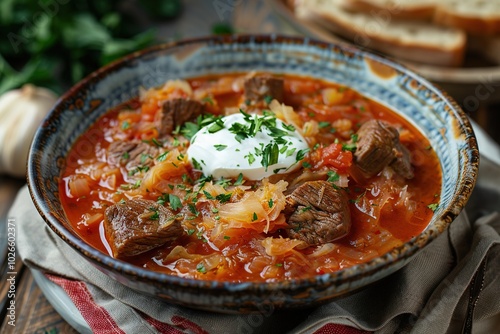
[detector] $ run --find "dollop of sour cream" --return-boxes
[187,112,309,180]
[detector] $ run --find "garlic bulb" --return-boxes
[0,84,58,178]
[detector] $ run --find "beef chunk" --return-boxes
[244,75,284,103]
[284,181,351,245]
[268,169,328,195]
[158,98,205,136]
[107,141,158,170]
[354,119,414,179]
[104,199,183,258]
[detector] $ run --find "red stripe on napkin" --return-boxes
[314,323,371,334]
[45,273,369,334]
[140,313,185,334]
[46,274,126,334]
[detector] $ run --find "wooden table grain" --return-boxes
[0,176,79,333]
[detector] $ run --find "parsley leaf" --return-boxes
[214,144,227,151]
[168,194,182,211]
[427,203,439,212]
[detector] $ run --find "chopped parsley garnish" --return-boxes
[151,138,163,147]
[207,118,225,133]
[121,121,130,130]
[286,148,296,157]
[203,190,215,200]
[318,121,330,129]
[263,95,273,104]
[191,158,202,170]
[181,122,200,140]
[223,235,231,240]
[301,206,312,213]
[302,161,311,168]
[261,142,279,171]
[245,153,256,165]
[215,178,232,188]
[156,151,169,162]
[427,203,439,212]
[196,263,207,274]
[252,212,258,221]
[168,194,182,211]
[342,143,357,152]
[122,151,130,160]
[327,170,340,183]
[214,144,227,151]
[233,173,244,186]
[202,96,214,105]
[282,123,296,132]
[148,208,160,220]
[187,229,195,236]
[268,198,274,208]
[296,148,310,161]
[140,153,152,164]
[188,203,199,216]
[216,193,232,203]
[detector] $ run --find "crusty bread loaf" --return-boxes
[339,0,500,36]
[435,1,500,36]
[295,0,466,67]
[339,0,436,20]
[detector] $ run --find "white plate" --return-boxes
[31,269,92,334]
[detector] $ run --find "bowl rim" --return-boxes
[27,34,479,293]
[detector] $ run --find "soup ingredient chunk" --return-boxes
[107,140,159,169]
[284,181,351,245]
[158,98,205,136]
[104,199,183,258]
[244,75,284,103]
[354,119,414,179]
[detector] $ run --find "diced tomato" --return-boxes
[141,99,160,116]
[319,143,353,170]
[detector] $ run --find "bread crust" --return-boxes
[340,0,435,20]
[434,5,500,36]
[296,0,466,67]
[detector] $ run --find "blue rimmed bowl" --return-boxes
[27,35,479,313]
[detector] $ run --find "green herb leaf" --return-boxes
[216,193,232,203]
[196,262,207,274]
[233,173,244,186]
[427,203,439,212]
[168,194,182,211]
[156,151,169,162]
[318,121,330,129]
[214,144,227,151]
[263,95,273,104]
[296,148,310,161]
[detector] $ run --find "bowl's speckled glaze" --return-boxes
[27,35,479,313]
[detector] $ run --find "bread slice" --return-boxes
[435,1,500,36]
[338,0,500,36]
[339,0,436,20]
[295,0,466,67]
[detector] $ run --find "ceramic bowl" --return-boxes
[27,35,479,313]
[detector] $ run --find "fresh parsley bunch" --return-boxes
[0,0,181,94]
